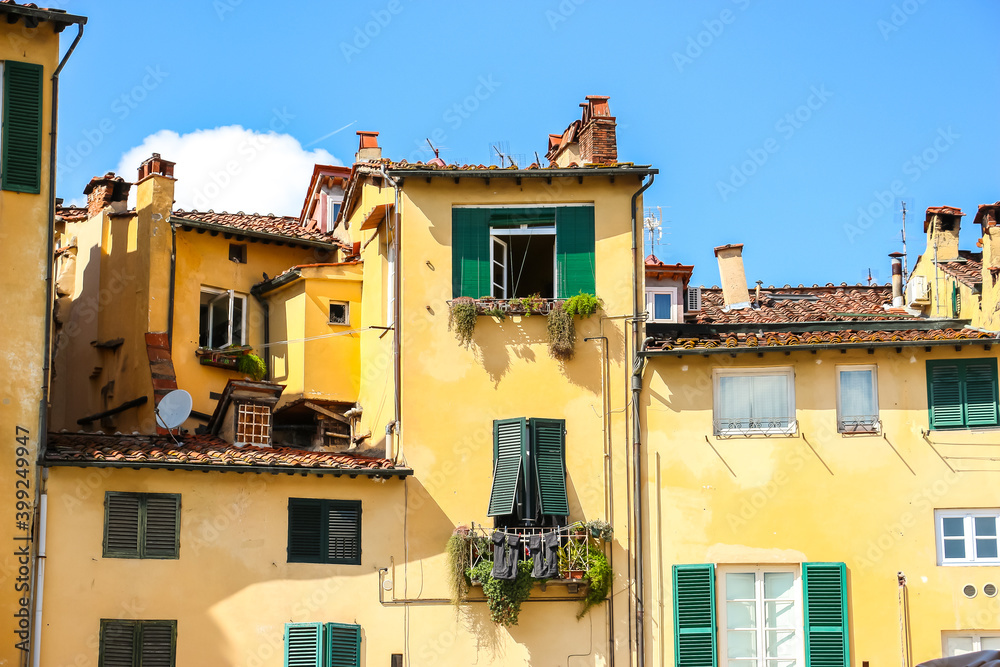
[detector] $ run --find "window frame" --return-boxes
[488,224,558,299]
[712,366,797,436]
[835,364,880,434]
[199,286,248,349]
[328,301,349,326]
[103,491,180,560]
[287,498,362,565]
[645,286,681,323]
[943,631,1000,656]
[327,196,342,233]
[936,509,1000,566]
[99,619,177,667]
[716,564,805,667]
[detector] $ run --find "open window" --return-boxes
[199,287,247,349]
[489,224,557,298]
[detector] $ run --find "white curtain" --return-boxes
[839,370,874,419]
[719,374,790,428]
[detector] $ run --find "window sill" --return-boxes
[450,297,558,316]
[713,420,798,438]
[937,561,1000,567]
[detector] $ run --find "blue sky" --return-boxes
[56,1,999,288]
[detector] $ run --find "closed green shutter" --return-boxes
[288,498,324,563]
[326,501,362,565]
[928,362,965,428]
[2,60,43,194]
[673,564,716,667]
[487,418,525,516]
[285,623,322,667]
[99,620,136,667]
[555,206,596,297]
[326,623,361,667]
[138,621,176,667]
[964,361,999,426]
[104,493,141,558]
[452,208,490,298]
[143,494,180,558]
[531,418,569,516]
[803,562,849,667]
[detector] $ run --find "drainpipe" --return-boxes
[629,173,654,667]
[379,165,402,459]
[30,492,47,667]
[167,223,177,347]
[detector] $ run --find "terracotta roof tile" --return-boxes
[938,251,982,287]
[385,160,647,171]
[172,209,337,243]
[694,284,901,324]
[45,433,409,477]
[648,327,998,352]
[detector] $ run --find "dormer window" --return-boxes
[645,286,681,323]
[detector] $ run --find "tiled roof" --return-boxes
[45,433,410,478]
[938,251,982,287]
[648,327,998,352]
[385,160,650,171]
[56,205,88,222]
[172,209,338,244]
[694,284,903,324]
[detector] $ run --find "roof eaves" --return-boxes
[0,3,87,27]
[385,166,657,180]
[170,215,338,249]
[43,458,413,479]
[643,335,1000,357]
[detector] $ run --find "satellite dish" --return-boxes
[155,389,192,430]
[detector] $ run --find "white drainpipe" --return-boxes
[31,493,47,667]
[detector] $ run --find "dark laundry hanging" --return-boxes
[530,531,560,579]
[491,531,520,580]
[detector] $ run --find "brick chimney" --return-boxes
[578,95,617,165]
[714,243,751,311]
[923,206,964,262]
[137,153,175,181]
[356,131,381,163]
[82,172,131,218]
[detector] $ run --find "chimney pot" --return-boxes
[138,153,176,181]
[82,172,132,218]
[714,243,751,310]
[889,252,904,307]
[356,131,382,163]
[578,95,617,165]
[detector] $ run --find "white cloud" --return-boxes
[115,126,339,216]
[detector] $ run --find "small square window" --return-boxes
[329,301,349,325]
[936,510,1000,565]
[229,243,247,263]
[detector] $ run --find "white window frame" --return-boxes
[943,631,1000,656]
[936,510,1000,566]
[488,224,557,300]
[645,286,681,323]
[717,564,805,667]
[713,367,797,436]
[329,301,349,326]
[327,196,342,232]
[200,287,248,349]
[835,364,880,434]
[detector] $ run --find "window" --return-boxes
[198,287,247,349]
[713,368,796,436]
[936,510,1000,565]
[944,632,1000,656]
[284,622,360,667]
[672,562,848,667]
[99,620,176,667]
[452,206,595,299]
[836,365,879,433]
[329,301,349,325]
[926,359,999,429]
[326,197,342,232]
[104,492,180,559]
[646,287,681,323]
[287,498,361,565]
[487,418,568,527]
[236,402,271,446]
[228,243,247,263]
[2,61,44,194]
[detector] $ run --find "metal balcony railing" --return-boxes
[466,521,592,580]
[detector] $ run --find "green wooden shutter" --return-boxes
[531,418,569,516]
[452,208,490,298]
[325,623,361,667]
[285,623,322,667]
[964,360,999,426]
[803,562,849,667]
[99,620,136,667]
[138,621,176,667]
[288,498,323,563]
[143,494,180,559]
[487,418,525,516]
[2,61,43,194]
[673,564,716,667]
[927,362,964,428]
[326,501,362,565]
[555,206,596,297]
[104,493,141,558]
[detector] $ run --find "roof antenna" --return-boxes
[867,268,873,285]
[425,138,440,160]
[534,151,542,167]
[493,144,505,166]
[900,200,909,283]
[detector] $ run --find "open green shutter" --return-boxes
[2,61,43,194]
[99,620,136,667]
[104,493,141,558]
[487,418,525,516]
[138,621,176,667]
[531,418,569,516]
[288,498,323,563]
[673,564,716,667]
[285,623,322,667]
[963,360,999,426]
[452,208,490,298]
[927,362,964,428]
[803,562,849,667]
[143,494,180,558]
[555,206,596,298]
[326,623,361,667]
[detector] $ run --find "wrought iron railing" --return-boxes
[714,418,798,438]
[838,415,881,434]
[466,521,591,580]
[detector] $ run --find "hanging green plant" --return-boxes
[563,292,602,318]
[468,559,534,627]
[547,302,576,360]
[446,528,472,605]
[578,545,612,619]
[585,519,613,542]
[237,352,267,381]
[448,297,478,348]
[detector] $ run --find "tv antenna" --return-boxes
[900,200,909,282]
[644,206,670,256]
[154,389,192,444]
